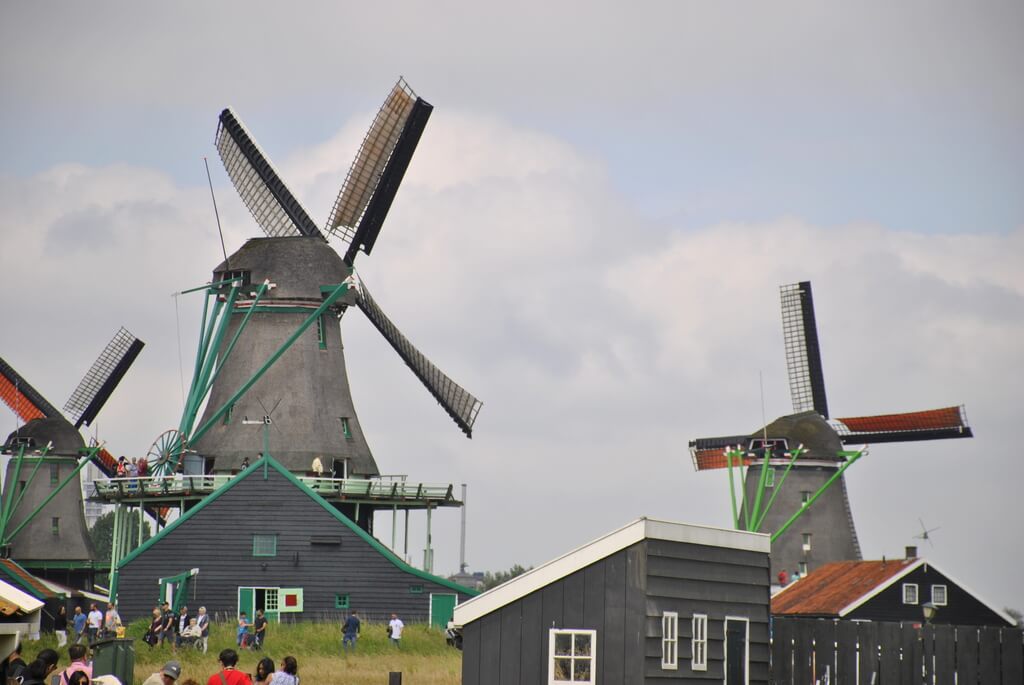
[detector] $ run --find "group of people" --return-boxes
[2,642,299,685]
[1,642,120,685]
[340,610,404,650]
[142,649,299,685]
[57,603,122,646]
[235,610,267,650]
[114,455,149,478]
[145,604,211,653]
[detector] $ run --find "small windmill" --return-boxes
[162,79,481,532]
[0,328,144,581]
[914,518,941,547]
[688,281,972,580]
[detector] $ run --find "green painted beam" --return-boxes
[188,281,352,445]
[770,448,866,543]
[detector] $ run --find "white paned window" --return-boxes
[661,612,678,669]
[549,629,596,684]
[931,584,947,606]
[691,613,708,671]
[903,583,919,605]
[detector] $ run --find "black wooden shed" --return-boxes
[454,517,771,685]
[114,456,475,624]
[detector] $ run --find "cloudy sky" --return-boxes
[2,2,1022,612]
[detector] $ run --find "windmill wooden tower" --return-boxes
[156,79,481,534]
[0,328,143,588]
[688,282,972,582]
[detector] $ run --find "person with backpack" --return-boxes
[58,644,92,683]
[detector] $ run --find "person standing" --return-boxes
[387,613,404,648]
[160,603,176,648]
[87,603,104,643]
[104,602,121,638]
[55,605,68,647]
[236,612,251,648]
[252,610,267,650]
[341,610,360,651]
[196,606,211,654]
[206,649,252,685]
[71,605,88,644]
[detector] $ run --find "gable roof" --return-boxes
[453,517,769,627]
[117,455,476,596]
[0,559,61,600]
[772,558,1015,626]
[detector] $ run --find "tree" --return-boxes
[89,511,152,563]
[480,564,531,591]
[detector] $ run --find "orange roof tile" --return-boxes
[0,559,60,600]
[772,558,918,616]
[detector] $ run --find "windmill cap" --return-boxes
[163,661,182,679]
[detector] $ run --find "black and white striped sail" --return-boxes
[216,108,324,239]
[355,278,481,437]
[780,281,829,418]
[63,327,145,428]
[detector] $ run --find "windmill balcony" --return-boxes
[90,474,461,510]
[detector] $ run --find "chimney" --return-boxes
[905,545,918,559]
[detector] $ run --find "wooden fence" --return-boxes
[771,617,1023,684]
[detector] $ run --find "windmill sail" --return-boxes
[688,435,757,471]
[355,279,482,437]
[326,79,433,264]
[833,405,972,444]
[0,356,62,422]
[63,327,145,428]
[780,281,829,418]
[216,108,324,239]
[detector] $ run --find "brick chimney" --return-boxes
[905,545,918,559]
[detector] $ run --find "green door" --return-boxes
[237,587,255,619]
[429,593,457,629]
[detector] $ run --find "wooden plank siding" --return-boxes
[116,466,473,622]
[643,538,770,684]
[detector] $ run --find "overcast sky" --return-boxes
[2,2,1022,613]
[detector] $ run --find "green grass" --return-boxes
[39,619,462,684]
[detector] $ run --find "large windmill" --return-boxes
[0,328,144,587]
[158,79,481,533]
[688,281,972,581]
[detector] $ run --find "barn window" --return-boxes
[661,611,678,669]
[51,517,60,536]
[340,417,352,439]
[334,594,350,609]
[802,533,812,551]
[252,534,278,557]
[931,585,947,606]
[548,629,596,684]
[409,585,424,594]
[691,613,708,671]
[50,464,60,487]
[801,491,812,505]
[798,561,808,577]
[903,583,919,605]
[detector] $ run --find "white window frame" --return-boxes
[548,628,596,684]
[903,583,919,605]
[931,584,948,606]
[802,533,811,552]
[661,611,678,670]
[691,613,708,671]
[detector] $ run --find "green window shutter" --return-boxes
[317,316,326,350]
[334,594,350,609]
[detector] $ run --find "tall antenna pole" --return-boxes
[459,483,467,574]
[204,157,230,270]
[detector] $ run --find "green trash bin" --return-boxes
[91,637,135,685]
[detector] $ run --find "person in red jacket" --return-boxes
[207,649,252,685]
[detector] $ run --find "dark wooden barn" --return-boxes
[453,517,771,685]
[772,552,1015,627]
[114,456,476,624]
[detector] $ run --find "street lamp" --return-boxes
[922,601,938,624]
